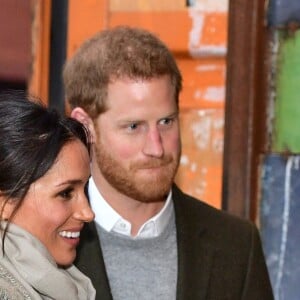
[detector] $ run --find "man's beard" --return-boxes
[94,142,180,203]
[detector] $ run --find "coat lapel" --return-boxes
[75,222,113,300]
[173,185,215,300]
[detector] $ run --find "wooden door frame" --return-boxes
[222,0,269,221]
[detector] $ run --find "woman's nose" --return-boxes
[73,197,95,222]
[80,206,95,222]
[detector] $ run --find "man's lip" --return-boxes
[136,163,168,170]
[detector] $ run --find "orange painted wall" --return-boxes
[67,0,228,208]
[28,0,51,104]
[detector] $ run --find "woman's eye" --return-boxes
[58,188,73,200]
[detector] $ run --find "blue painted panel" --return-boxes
[260,154,300,300]
[267,0,300,26]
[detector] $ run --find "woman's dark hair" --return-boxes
[0,90,90,251]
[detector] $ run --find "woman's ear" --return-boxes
[0,197,14,220]
[71,107,97,144]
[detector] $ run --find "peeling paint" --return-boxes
[195,64,224,71]
[192,117,211,150]
[188,9,227,57]
[193,87,225,103]
[260,155,300,299]
[201,167,207,174]
[189,0,228,12]
[273,31,300,152]
[194,89,202,99]
[274,156,300,299]
[189,9,205,51]
[191,162,198,172]
[212,137,223,153]
[203,86,225,102]
[194,87,225,102]
[180,155,189,166]
[197,110,207,117]
[175,109,224,208]
[195,187,204,195]
[213,118,224,130]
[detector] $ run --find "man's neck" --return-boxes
[91,172,166,236]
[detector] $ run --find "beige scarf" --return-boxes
[0,222,96,300]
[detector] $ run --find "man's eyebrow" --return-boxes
[161,111,179,119]
[168,111,179,117]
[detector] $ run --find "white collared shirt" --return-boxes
[88,177,174,238]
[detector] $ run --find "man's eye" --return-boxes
[160,118,172,125]
[128,123,138,130]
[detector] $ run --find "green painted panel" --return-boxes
[273,31,300,152]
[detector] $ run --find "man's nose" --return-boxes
[142,128,164,158]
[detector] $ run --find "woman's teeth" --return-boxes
[59,231,80,238]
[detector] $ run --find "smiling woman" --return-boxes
[0,91,95,300]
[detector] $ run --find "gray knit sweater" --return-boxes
[97,213,178,300]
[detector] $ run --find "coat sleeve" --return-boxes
[241,225,274,300]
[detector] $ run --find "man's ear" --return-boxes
[71,107,97,143]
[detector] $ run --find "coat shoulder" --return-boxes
[172,185,274,300]
[172,184,257,241]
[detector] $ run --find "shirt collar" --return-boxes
[88,177,174,238]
